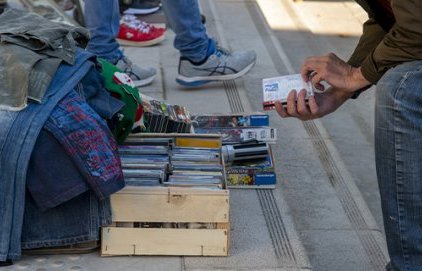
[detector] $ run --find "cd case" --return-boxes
[225,145,276,188]
[262,74,313,110]
[191,113,269,128]
[194,127,277,144]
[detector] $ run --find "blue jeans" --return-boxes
[161,0,210,62]
[0,50,107,261]
[84,0,211,63]
[21,191,110,250]
[84,0,121,63]
[375,60,422,271]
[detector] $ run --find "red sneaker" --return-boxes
[117,15,166,47]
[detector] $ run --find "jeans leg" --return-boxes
[161,0,210,62]
[84,0,120,63]
[375,60,422,271]
[21,191,107,249]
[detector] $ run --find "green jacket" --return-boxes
[348,0,422,84]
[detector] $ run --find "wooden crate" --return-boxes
[101,186,230,256]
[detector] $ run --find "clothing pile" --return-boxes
[0,9,141,262]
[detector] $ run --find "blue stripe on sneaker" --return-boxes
[176,78,213,87]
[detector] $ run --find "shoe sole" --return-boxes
[133,74,156,87]
[117,32,165,47]
[176,61,256,87]
[22,241,99,255]
[123,6,160,15]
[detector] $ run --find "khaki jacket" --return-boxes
[348,0,422,84]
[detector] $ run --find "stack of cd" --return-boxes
[166,147,224,189]
[119,140,171,186]
[119,136,226,189]
[139,95,193,134]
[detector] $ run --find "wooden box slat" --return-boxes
[111,187,229,223]
[101,227,228,256]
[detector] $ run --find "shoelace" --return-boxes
[120,56,135,74]
[121,15,152,33]
[215,45,231,58]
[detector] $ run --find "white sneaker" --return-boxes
[115,55,156,87]
[176,46,256,87]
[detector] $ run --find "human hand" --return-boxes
[301,53,370,93]
[275,88,352,121]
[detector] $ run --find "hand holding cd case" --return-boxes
[262,74,314,110]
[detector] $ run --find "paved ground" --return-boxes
[5,0,390,270]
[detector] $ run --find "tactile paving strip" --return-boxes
[5,255,85,271]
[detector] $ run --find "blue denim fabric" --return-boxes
[161,0,211,62]
[78,66,125,119]
[84,0,211,63]
[27,66,124,211]
[84,0,121,63]
[0,49,102,261]
[21,191,111,250]
[375,60,422,271]
[27,129,90,211]
[44,90,125,200]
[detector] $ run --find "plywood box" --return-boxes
[101,186,230,256]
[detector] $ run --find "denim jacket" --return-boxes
[26,67,125,211]
[0,49,99,261]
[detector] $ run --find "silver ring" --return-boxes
[308,71,327,94]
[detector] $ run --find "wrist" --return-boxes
[338,89,354,101]
[348,67,371,93]
[328,87,354,101]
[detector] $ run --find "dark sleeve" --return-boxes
[357,0,422,83]
[347,19,386,68]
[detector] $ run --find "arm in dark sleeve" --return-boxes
[347,19,386,68]
[359,0,422,83]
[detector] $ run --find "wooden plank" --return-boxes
[116,222,134,227]
[216,223,229,229]
[111,188,229,223]
[128,133,221,139]
[101,227,228,256]
[217,223,230,254]
[117,186,228,196]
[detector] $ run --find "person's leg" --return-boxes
[84,0,156,87]
[84,0,121,63]
[161,0,209,63]
[161,0,256,86]
[375,60,422,271]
